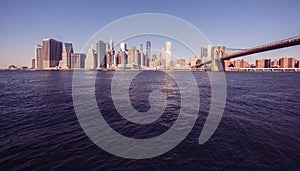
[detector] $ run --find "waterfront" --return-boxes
[0,71,299,170]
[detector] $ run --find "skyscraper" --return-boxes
[96,40,106,68]
[71,53,86,68]
[201,45,212,61]
[59,43,73,69]
[166,41,171,68]
[42,38,63,69]
[120,42,127,69]
[120,42,127,52]
[161,47,166,68]
[65,43,74,68]
[85,43,97,69]
[127,47,138,65]
[139,44,144,66]
[109,38,116,68]
[105,43,111,68]
[31,59,35,69]
[146,40,151,66]
[35,44,43,69]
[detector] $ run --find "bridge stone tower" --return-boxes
[211,46,225,71]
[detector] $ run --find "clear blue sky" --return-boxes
[0,0,300,68]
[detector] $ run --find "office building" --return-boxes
[256,59,265,68]
[109,38,116,67]
[42,38,63,69]
[96,40,106,68]
[71,53,86,68]
[116,52,123,65]
[288,57,296,68]
[139,44,144,66]
[85,43,97,69]
[31,59,35,69]
[65,43,73,67]
[35,44,43,69]
[120,42,127,52]
[59,43,73,69]
[109,38,114,51]
[201,45,212,61]
[105,43,111,68]
[166,41,171,68]
[119,42,127,68]
[127,47,139,65]
[146,40,151,64]
[161,47,166,68]
[264,59,271,68]
[279,57,288,68]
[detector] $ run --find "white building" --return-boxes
[166,41,171,68]
[85,43,97,69]
[120,42,127,52]
[59,43,73,69]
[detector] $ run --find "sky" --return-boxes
[0,0,300,68]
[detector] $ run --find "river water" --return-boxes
[0,71,299,170]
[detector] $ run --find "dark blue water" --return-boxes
[0,71,299,170]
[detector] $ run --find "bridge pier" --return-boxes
[211,59,225,71]
[211,46,226,71]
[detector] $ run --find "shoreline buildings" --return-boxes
[34,38,84,70]
[32,38,300,71]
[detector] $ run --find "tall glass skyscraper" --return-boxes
[146,40,151,66]
[64,43,74,68]
[96,40,106,68]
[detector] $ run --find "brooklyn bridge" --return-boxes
[193,36,300,71]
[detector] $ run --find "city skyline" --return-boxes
[1,0,300,68]
[23,36,300,71]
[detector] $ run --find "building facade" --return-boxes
[71,53,86,68]
[264,59,271,68]
[59,43,73,69]
[85,43,97,69]
[146,40,151,65]
[288,57,296,68]
[42,38,63,69]
[256,59,265,68]
[31,59,35,69]
[166,41,171,68]
[35,44,43,69]
[201,45,212,62]
[96,40,106,68]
